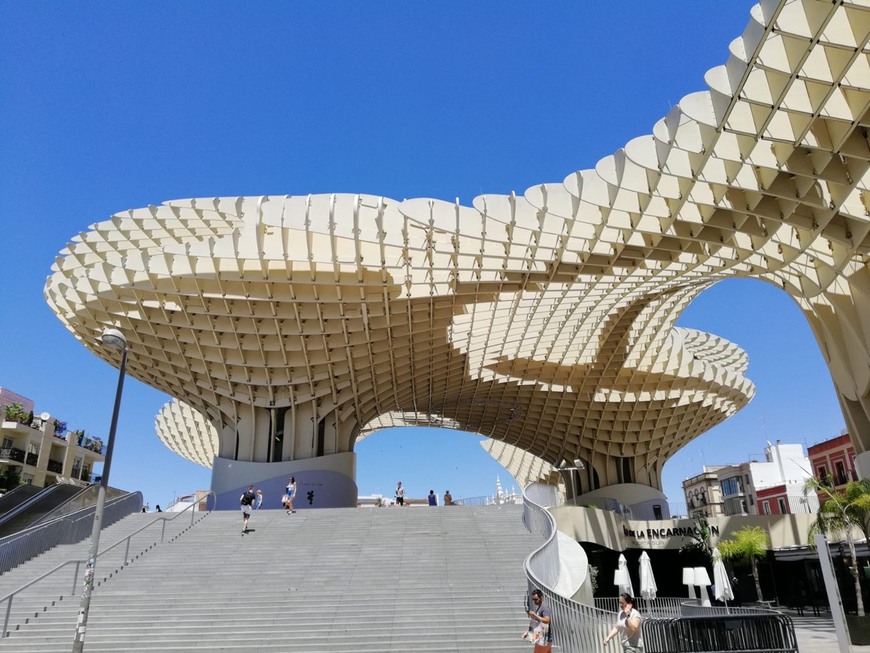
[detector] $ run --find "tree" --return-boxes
[804,475,870,617]
[680,515,715,563]
[719,525,769,603]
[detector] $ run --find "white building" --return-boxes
[716,441,816,517]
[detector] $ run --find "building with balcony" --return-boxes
[0,390,105,491]
[807,433,856,492]
[682,466,726,519]
[684,441,815,517]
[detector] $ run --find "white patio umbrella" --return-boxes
[639,550,657,600]
[712,547,734,605]
[614,553,635,597]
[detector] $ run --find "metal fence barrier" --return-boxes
[644,613,798,653]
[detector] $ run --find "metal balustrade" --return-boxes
[0,490,142,574]
[522,483,622,652]
[594,596,774,618]
[0,491,214,638]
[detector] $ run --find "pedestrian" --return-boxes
[285,476,296,513]
[255,489,263,510]
[603,592,643,652]
[428,489,437,506]
[443,489,453,506]
[155,504,162,513]
[395,480,405,506]
[525,588,553,652]
[240,485,256,533]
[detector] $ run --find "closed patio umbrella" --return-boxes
[712,547,734,605]
[614,553,635,597]
[639,550,657,600]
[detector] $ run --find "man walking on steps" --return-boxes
[395,480,405,506]
[240,485,256,534]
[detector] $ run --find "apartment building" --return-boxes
[683,441,817,517]
[0,389,105,490]
[807,432,856,490]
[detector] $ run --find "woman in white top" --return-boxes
[603,592,643,652]
[285,476,296,513]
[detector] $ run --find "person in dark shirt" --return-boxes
[427,490,437,506]
[240,485,256,533]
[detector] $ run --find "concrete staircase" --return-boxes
[0,504,541,651]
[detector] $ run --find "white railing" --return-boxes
[0,491,214,638]
[522,483,622,652]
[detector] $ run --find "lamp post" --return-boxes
[72,328,127,652]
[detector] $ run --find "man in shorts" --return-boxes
[240,485,256,533]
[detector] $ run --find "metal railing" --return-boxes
[523,483,622,652]
[594,596,774,618]
[0,490,141,574]
[0,491,214,638]
[644,613,798,653]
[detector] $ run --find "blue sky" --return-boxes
[0,2,846,510]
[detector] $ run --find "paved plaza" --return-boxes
[784,609,870,653]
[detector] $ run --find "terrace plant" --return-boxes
[3,403,28,423]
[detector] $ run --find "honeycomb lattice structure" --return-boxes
[46,1,870,491]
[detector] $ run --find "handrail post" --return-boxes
[161,519,166,542]
[72,560,81,595]
[2,595,12,639]
[124,536,131,566]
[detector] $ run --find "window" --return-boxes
[653,504,663,520]
[761,500,770,515]
[836,461,847,485]
[720,477,743,496]
[817,465,828,482]
[72,457,83,479]
[778,498,787,514]
[1,438,12,449]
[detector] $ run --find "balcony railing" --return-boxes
[47,460,63,474]
[0,448,25,463]
[25,453,38,467]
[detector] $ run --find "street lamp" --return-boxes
[72,328,128,652]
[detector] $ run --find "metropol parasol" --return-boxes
[45,0,870,510]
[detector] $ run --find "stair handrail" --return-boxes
[522,482,622,652]
[0,490,215,638]
[0,491,142,574]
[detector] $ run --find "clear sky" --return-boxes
[0,2,847,510]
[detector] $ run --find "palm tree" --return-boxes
[680,515,715,563]
[804,475,870,617]
[719,525,769,603]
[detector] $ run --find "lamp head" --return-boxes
[101,328,127,352]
